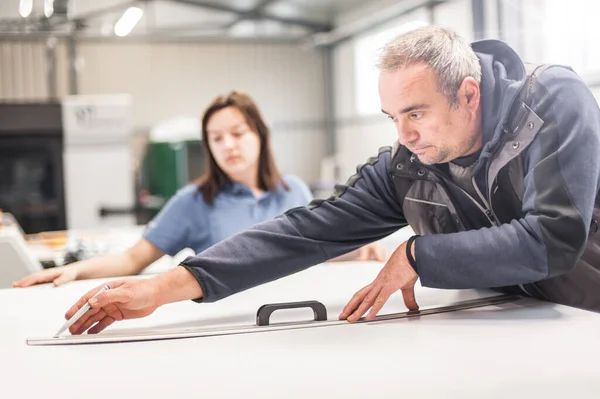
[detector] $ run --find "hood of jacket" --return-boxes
[471,39,528,170]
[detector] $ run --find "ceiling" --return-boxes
[0,0,367,41]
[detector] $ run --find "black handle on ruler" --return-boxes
[256,300,328,326]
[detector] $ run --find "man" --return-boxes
[66,26,600,335]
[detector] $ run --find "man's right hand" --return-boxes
[13,266,78,288]
[66,279,161,335]
[66,266,203,335]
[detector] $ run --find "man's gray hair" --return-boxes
[378,26,481,106]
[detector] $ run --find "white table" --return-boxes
[2,261,600,398]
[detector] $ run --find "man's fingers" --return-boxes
[347,285,382,322]
[339,285,371,320]
[401,286,419,311]
[71,309,107,335]
[89,287,133,309]
[103,303,125,322]
[365,289,393,321]
[87,316,116,334]
[65,291,96,319]
[64,281,126,319]
[69,305,104,333]
[70,304,124,335]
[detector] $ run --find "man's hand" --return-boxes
[65,266,203,335]
[66,278,162,335]
[339,240,419,322]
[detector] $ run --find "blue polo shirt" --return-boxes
[143,175,313,256]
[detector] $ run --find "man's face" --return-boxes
[379,64,481,165]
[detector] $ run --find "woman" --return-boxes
[14,91,384,288]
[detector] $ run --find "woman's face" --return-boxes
[205,106,261,181]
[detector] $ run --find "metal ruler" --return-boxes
[26,294,522,346]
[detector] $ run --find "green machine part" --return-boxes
[144,140,205,211]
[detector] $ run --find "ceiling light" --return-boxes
[228,20,256,37]
[44,0,54,18]
[19,0,33,18]
[114,7,144,37]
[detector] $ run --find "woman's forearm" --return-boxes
[73,251,142,280]
[72,239,165,280]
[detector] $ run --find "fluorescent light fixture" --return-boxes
[228,20,256,37]
[114,7,144,37]
[44,0,54,18]
[19,0,33,18]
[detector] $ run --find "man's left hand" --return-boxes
[339,240,419,322]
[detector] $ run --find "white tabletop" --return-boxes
[2,261,600,399]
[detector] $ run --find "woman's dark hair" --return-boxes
[194,91,289,205]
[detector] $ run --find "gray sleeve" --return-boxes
[180,147,407,302]
[415,66,600,289]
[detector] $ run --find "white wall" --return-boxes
[76,42,323,128]
[75,41,326,182]
[0,41,45,100]
[0,40,70,101]
[0,40,51,100]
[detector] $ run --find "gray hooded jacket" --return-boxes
[180,39,600,312]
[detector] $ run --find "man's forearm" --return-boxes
[178,148,407,303]
[155,266,203,306]
[415,222,552,289]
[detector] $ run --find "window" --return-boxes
[354,20,429,116]
[522,0,600,77]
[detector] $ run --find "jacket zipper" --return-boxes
[454,183,497,227]
[471,176,500,226]
[405,156,499,227]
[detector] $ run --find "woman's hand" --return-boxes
[13,266,79,288]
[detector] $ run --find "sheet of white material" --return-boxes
[3,262,600,399]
